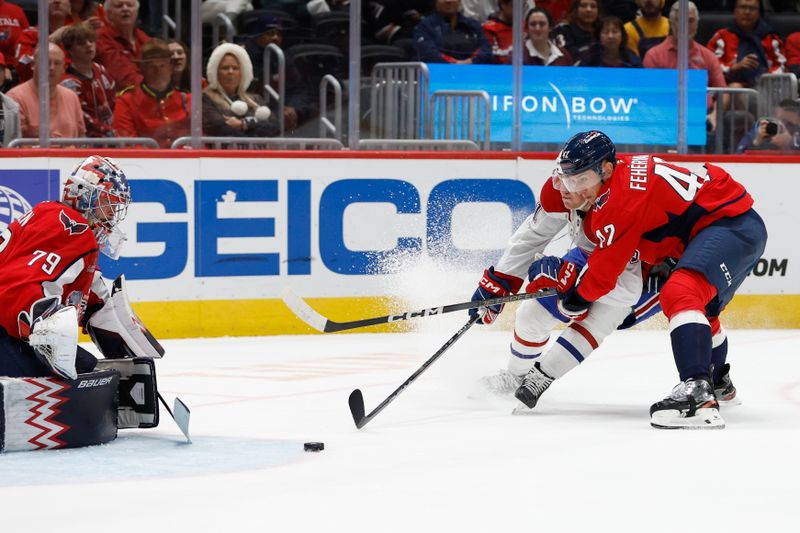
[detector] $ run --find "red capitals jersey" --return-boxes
[60,62,116,138]
[0,0,29,62]
[0,202,99,339]
[577,155,753,302]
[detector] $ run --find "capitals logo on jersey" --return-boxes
[60,210,89,235]
[593,190,611,211]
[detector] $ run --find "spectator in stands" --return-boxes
[786,32,799,78]
[67,0,104,27]
[535,0,571,25]
[552,0,601,61]
[112,39,190,148]
[202,42,279,138]
[240,13,312,133]
[60,23,116,137]
[200,0,253,24]
[0,57,21,145]
[167,39,190,92]
[0,51,12,92]
[482,0,513,64]
[413,0,494,64]
[462,0,532,23]
[623,0,670,59]
[7,43,86,138]
[644,1,726,131]
[736,98,800,152]
[523,7,573,65]
[14,0,72,83]
[706,0,786,88]
[0,1,29,77]
[578,15,643,67]
[367,0,433,44]
[96,0,150,90]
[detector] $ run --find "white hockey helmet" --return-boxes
[63,155,131,258]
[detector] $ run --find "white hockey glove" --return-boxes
[26,302,79,380]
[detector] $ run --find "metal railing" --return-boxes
[170,136,344,150]
[320,75,343,142]
[358,139,479,151]
[210,13,235,45]
[263,43,286,138]
[369,62,429,140]
[708,87,758,154]
[8,137,160,149]
[428,90,491,151]
[756,73,799,117]
[161,0,182,39]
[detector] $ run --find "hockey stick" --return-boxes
[157,392,192,443]
[281,287,556,333]
[348,314,480,429]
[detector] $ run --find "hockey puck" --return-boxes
[304,442,324,452]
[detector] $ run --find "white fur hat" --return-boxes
[206,42,254,95]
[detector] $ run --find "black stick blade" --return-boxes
[348,389,366,429]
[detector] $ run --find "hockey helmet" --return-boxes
[553,130,617,192]
[63,155,131,258]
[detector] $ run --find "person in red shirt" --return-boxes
[13,0,71,83]
[0,155,131,379]
[112,38,190,148]
[786,31,800,78]
[94,0,149,90]
[516,130,767,429]
[482,0,513,64]
[60,22,116,137]
[0,0,29,74]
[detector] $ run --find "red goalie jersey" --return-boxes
[577,155,754,303]
[0,202,99,339]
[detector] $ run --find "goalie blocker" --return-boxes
[1,276,167,452]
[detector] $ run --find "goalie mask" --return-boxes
[63,155,131,259]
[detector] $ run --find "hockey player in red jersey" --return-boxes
[469,159,664,405]
[0,155,131,379]
[520,130,767,429]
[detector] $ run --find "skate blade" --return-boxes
[511,402,536,415]
[718,395,742,407]
[650,407,726,429]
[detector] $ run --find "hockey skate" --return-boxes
[714,363,741,406]
[513,362,554,411]
[478,369,523,397]
[650,378,725,429]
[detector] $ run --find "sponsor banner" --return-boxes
[0,154,796,335]
[427,65,708,145]
[0,168,59,231]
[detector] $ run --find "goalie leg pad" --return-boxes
[95,358,160,429]
[86,275,164,359]
[0,370,119,452]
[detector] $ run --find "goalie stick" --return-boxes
[281,288,556,333]
[348,314,480,429]
[158,393,192,443]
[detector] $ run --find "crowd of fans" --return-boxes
[0,0,797,152]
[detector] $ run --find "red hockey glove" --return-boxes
[470,267,523,325]
[556,262,590,321]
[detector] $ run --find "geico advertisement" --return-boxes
[0,156,794,302]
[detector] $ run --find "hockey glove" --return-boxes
[18,296,79,379]
[644,258,679,293]
[556,262,591,321]
[525,255,562,293]
[470,267,523,325]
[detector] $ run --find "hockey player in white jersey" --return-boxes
[469,139,662,409]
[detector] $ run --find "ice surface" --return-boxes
[2,323,798,532]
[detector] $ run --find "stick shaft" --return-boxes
[351,314,480,429]
[283,288,556,333]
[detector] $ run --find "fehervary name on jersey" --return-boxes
[629,155,649,191]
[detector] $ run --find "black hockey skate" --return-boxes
[513,362,554,409]
[650,377,724,429]
[713,363,741,406]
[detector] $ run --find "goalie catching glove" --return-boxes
[469,267,523,325]
[18,296,79,380]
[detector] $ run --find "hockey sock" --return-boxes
[669,311,713,381]
[711,332,728,383]
[537,323,599,379]
[508,331,548,375]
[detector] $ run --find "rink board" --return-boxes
[0,150,797,336]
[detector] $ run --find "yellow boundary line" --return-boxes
[92,294,800,340]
